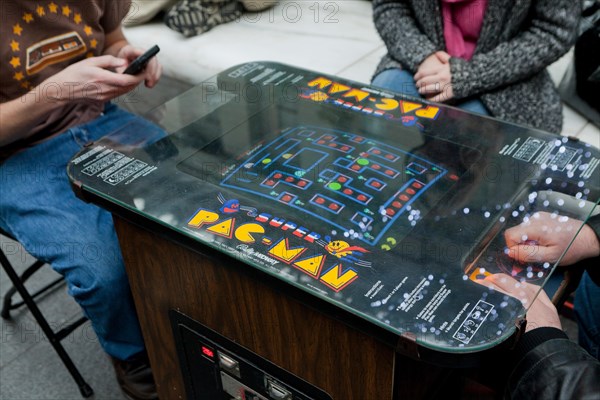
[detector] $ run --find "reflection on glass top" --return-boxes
[68,62,600,355]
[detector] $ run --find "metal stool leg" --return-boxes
[0,250,94,397]
[2,259,52,318]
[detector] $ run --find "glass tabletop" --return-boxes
[68,62,600,354]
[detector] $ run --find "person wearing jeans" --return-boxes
[371,0,580,133]
[0,1,162,399]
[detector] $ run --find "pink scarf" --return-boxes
[441,0,488,60]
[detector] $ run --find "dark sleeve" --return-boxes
[450,0,580,99]
[506,327,600,400]
[587,214,600,241]
[585,214,600,285]
[372,0,440,72]
[101,0,132,33]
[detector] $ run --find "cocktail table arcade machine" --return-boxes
[68,62,600,399]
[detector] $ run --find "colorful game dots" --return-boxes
[328,182,342,191]
[262,158,272,164]
[282,153,293,159]
[294,170,305,177]
[357,158,369,166]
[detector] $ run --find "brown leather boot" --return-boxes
[110,352,158,400]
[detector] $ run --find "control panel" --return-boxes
[170,310,332,400]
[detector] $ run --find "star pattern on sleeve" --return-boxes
[13,23,23,36]
[22,13,34,23]
[10,57,21,68]
[7,2,101,87]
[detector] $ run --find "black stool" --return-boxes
[0,229,93,397]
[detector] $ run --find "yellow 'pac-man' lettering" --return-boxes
[293,254,326,277]
[206,218,235,238]
[320,264,358,292]
[234,223,265,244]
[375,98,399,111]
[188,209,219,229]
[329,83,351,94]
[415,105,441,119]
[343,89,369,102]
[307,77,332,90]
[268,238,306,264]
[400,100,422,114]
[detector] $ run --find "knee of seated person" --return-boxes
[65,258,130,300]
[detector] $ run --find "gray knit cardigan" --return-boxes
[372,0,581,134]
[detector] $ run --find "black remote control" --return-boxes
[123,45,160,75]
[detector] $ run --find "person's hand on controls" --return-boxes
[477,273,561,332]
[504,212,600,266]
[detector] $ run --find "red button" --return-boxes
[372,164,381,170]
[343,189,353,195]
[338,176,348,183]
[297,180,307,187]
[400,194,409,201]
[373,149,381,154]
[351,165,360,171]
[317,140,325,144]
[406,188,416,195]
[386,208,395,216]
[385,170,395,176]
[328,143,337,148]
[315,197,325,204]
[357,194,367,202]
[265,180,275,186]
[385,154,394,160]
[371,181,382,188]
[285,176,294,182]
[341,146,350,151]
[329,203,340,210]
[392,201,402,208]
[281,195,292,202]
[412,182,423,189]
[274,173,282,179]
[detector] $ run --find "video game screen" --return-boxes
[176,98,482,248]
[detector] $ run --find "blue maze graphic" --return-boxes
[221,126,447,245]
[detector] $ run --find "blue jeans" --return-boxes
[371,68,490,116]
[0,103,161,361]
[575,271,600,360]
